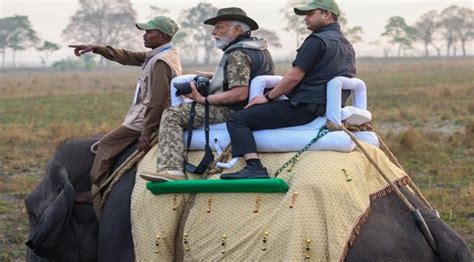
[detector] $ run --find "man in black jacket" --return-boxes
[222,0,356,179]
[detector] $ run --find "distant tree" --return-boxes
[148,6,170,19]
[177,3,218,65]
[0,15,39,68]
[339,12,363,44]
[172,30,197,63]
[254,28,282,48]
[439,5,463,57]
[454,7,473,56]
[382,16,417,57]
[415,10,441,57]
[62,0,137,66]
[281,1,363,47]
[280,0,307,48]
[368,40,391,57]
[37,41,60,67]
[0,18,8,68]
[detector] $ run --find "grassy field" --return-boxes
[0,58,473,260]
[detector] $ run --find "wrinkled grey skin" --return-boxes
[26,138,471,261]
[346,186,471,261]
[26,137,136,262]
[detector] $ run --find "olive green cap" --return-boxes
[294,0,340,17]
[204,7,259,30]
[135,16,179,37]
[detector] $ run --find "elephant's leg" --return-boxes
[97,168,136,261]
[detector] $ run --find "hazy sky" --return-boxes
[1,0,472,66]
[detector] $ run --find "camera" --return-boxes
[174,76,210,97]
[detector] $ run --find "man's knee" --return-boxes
[161,107,179,120]
[100,129,119,145]
[162,104,191,123]
[226,110,248,130]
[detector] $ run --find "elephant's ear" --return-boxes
[25,165,75,259]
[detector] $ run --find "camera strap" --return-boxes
[184,101,214,175]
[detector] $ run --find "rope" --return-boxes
[334,123,417,212]
[328,121,435,212]
[203,143,232,178]
[329,121,438,254]
[175,143,232,260]
[375,133,435,211]
[90,141,100,154]
[91,133,159,214]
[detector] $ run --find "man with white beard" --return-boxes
[140,7,274,182]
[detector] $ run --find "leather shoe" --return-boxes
[220,165,270,179]
[140,170,186,182]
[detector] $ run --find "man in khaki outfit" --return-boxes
[69,16,182,203]
[140,7,274,182]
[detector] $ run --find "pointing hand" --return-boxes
[68,44,96,56]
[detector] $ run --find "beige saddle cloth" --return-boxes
[131,142,407,261]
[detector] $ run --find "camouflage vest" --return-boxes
[209,37,275,111]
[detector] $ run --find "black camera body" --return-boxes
[174,76,210,97]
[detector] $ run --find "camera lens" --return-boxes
[174,82,192,96]
[195,77,210,97]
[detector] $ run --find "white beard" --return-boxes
[215,36,233,50]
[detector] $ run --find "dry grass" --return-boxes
[0,57,473,259]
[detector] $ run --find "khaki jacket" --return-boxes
[121,44,182,131]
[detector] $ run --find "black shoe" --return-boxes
[220,165,270,180]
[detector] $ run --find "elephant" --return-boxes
[25,137,471,261]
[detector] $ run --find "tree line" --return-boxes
[0,0,472,69]
[0,15,59,69]
[382,6,473,57]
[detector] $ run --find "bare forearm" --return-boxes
[266,67,305,99]
[206,86,248,105]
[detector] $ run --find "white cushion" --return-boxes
[326,77,368,126]
[353,131,380,147]
[184,116,357,153]
[170,74,195,106]
[341,106,372,126]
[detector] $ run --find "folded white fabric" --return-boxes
[248,75,286,101]
[255,130,355,152]
[170,74,196,106]
[341,106,372,126]
[184,116,381,153]
[326,76,369,126]
[353,131,380,148]
[184,116,326,151]
[185,127,380,153]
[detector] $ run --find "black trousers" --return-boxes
[226,100,325,157]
